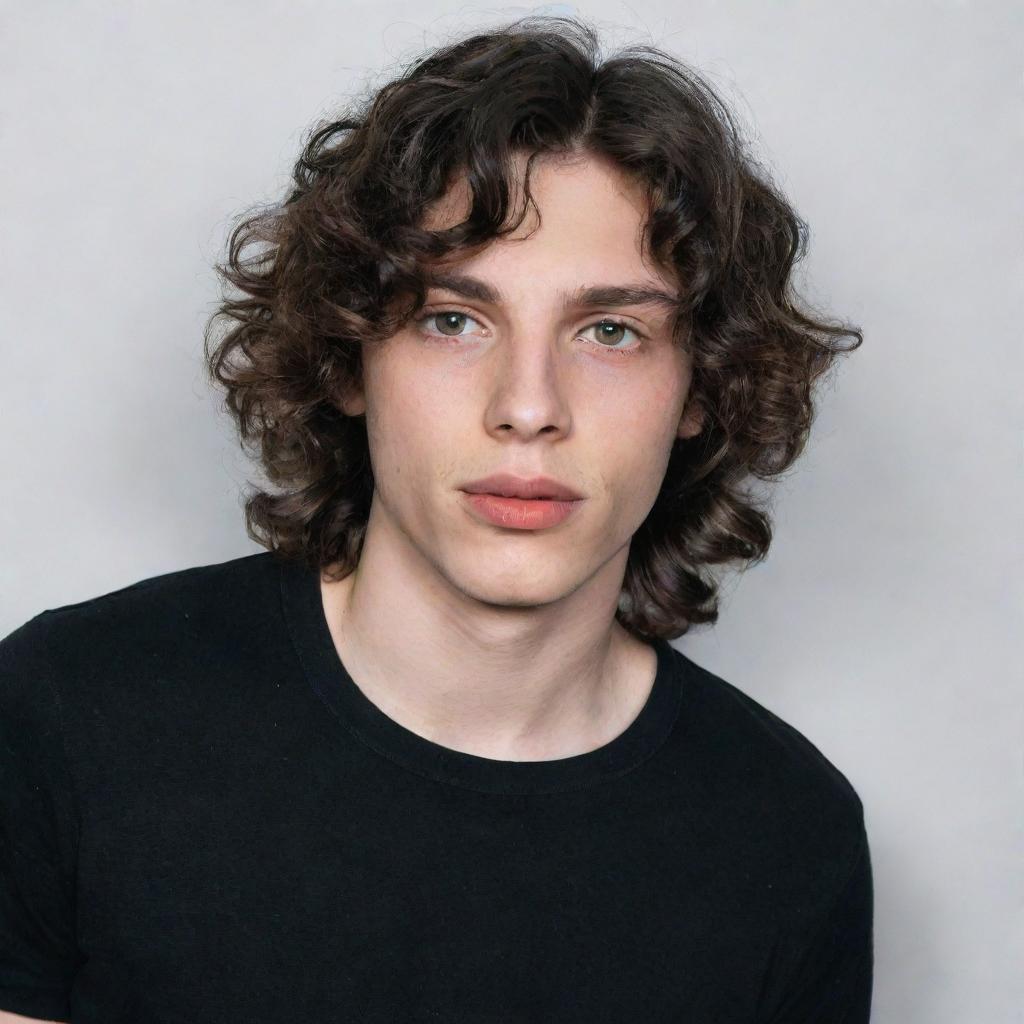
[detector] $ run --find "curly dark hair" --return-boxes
[203,14,862,642]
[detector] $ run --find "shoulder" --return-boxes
[673,647,864,810]
[29,549,279,626]
[5,550,281,659]
[666,644,867,869]
[0,551,285,746]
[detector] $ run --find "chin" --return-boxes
[451,567,578,611]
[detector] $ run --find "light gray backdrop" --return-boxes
[1,2,1020,1020]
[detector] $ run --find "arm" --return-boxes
[760,831,875,1023]
[0,617,80,1023]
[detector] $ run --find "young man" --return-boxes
[0,16,872,1023]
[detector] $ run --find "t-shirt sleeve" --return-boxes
[760,826,875,1023]
[0,615,81,1021]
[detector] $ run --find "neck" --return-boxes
[318,512,656,763]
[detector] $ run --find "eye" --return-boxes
[578,319,644,354]
[415,310,485,340]
[413,308,645,354]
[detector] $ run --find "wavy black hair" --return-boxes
[203,14,862,641]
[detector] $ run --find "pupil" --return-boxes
[432,315,625,343]
[438,313,464,335]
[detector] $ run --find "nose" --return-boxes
[481,335,572,442]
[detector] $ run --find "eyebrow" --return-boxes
[422,271,681,314]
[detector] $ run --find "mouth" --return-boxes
[459,472,584,502]
[460,490,584,530]
[466,491,564,500]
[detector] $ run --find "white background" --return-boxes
[1,2,1021,1020]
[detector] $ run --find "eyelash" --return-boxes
[413,307,647,356]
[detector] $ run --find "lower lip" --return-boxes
[461,492,584,530]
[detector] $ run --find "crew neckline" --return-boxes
[277,555,685,795]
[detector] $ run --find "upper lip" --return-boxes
[460,473,584,501]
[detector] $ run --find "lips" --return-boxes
[460,472,584,501]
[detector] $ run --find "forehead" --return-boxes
[419,149,676,294]
[422,149,648,227]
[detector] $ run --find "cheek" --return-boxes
[591,357,684,447]
[362,351,468,489]
[587,369,684,507]
[598,426,672,508]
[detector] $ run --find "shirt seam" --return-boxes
[277,562,686,796]
[333,670,683,797]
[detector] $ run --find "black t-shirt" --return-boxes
[0,551,873,1023]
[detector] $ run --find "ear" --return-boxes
[676,399,704,440]
[337,381,366,418]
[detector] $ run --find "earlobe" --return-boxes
[677,402,704,440]
[338,386,366,418]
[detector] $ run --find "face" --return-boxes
[340,148,703,612]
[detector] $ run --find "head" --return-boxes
[205,15,862,641]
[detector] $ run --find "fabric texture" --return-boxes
[0,551,873,1022]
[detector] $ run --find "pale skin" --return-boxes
[323,148,704,762]
[0,151,703,1023]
